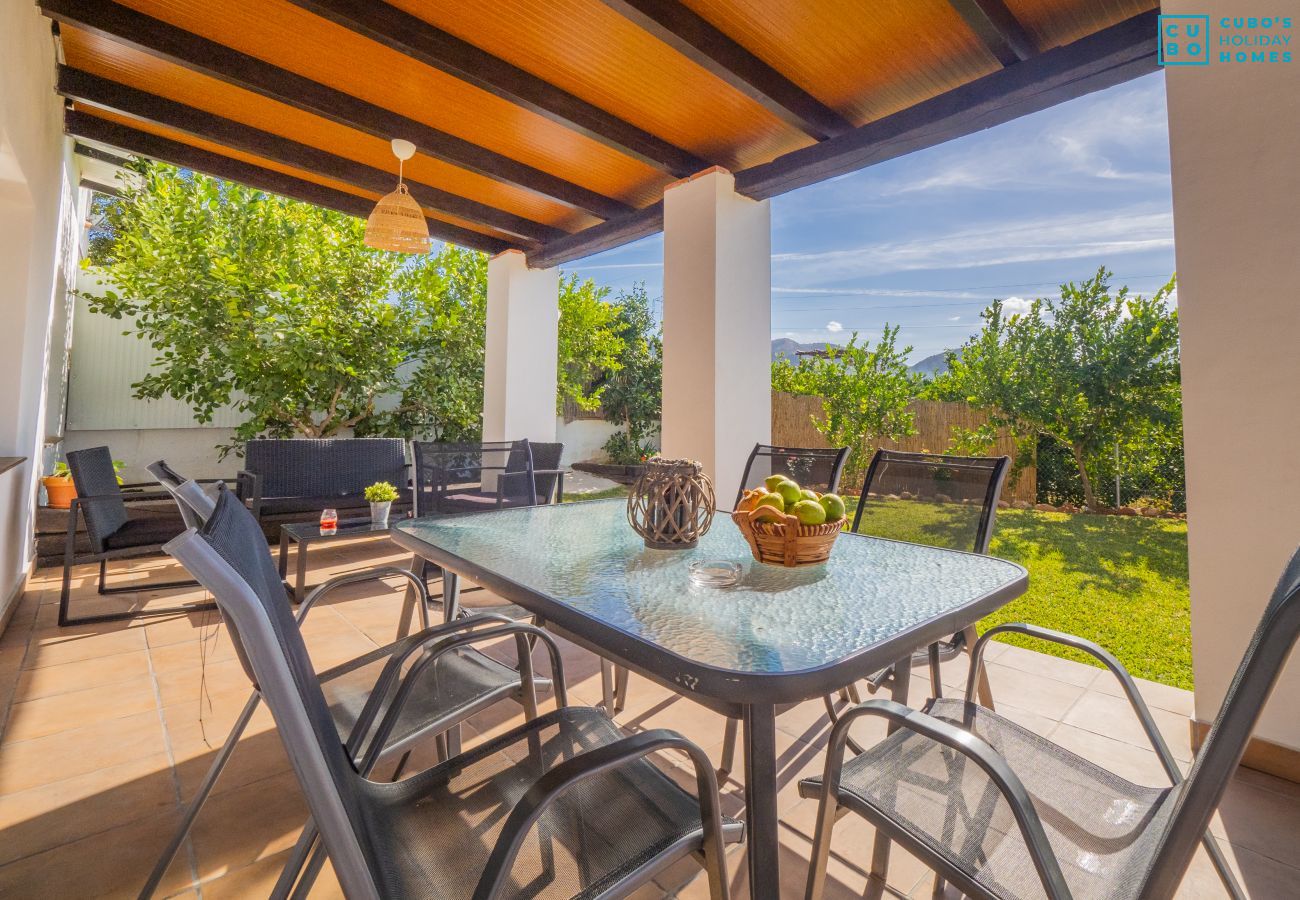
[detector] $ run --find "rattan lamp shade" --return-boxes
[364,182,430,254]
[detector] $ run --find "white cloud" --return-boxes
[999,296,1034,316]
[947,315,962,321]
[772,207,1174,282]
[826,320,843,333]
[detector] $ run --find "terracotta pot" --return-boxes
[43,476,77,509]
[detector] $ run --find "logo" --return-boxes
[1159,15,1294,66]
[1159,15,1210,65]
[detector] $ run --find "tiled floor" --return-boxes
[1,538,1298,898]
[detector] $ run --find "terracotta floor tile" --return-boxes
[1090,668,1196,717]
[0,750,178,865]
[188,771,312,880]
[1211,774,1300,870]
[12,649,152,702]
[994,641,1107,687]
[2,675,159,743]
[1061,689,1193,762]
[978,661,1089,720]
[0,809,194,898]
[1045,720,1175,786]
[20,624,147,669]
[1175,837,1300,898]
[0,708,168,795]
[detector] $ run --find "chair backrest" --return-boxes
[850,449,1009,554]
[527,441,564,503]
[164,488,381,899]
[412,440,536,515]
[1141,546,1300,898]
[147,460,212,529]
[65,446,127,550]
[243,439,407,499]
[735,443,850,508]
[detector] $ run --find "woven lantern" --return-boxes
[627,458,715,550]
[364,139,429,254]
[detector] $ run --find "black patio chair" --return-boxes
[795,546,1300,900]
[412,439,538,516]
[849,449,1010,708]
[138,479,556,898]
[164,487,741,899]
[57,446,213,627]
[527,441,569,503]
[733,442,850,509]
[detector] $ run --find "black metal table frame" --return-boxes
[390,523,1027,899]
[278,518,391,603]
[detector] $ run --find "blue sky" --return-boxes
[564,71,1175,364]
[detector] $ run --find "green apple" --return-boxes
[775,480,803,506]
[755,492,785,513]
[800,488,820,501]
[763,473,788,492]
[792,499,827,526]
[819,493,846,521]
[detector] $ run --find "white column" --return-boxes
[481,249,559,444]
[1166,0,1300,762]
[661,167,771,506]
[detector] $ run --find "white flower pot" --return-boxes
[369,501,392,527]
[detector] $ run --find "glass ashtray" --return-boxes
[688,560,742,588]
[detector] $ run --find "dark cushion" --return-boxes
[102,510,188,550]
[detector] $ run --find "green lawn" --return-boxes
[566,488,1192,689]
[851,498,1192,689]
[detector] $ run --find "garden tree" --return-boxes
[933,268,1180,509]
[771,326,920,485]
[83,160,634,449]
[556,274,624,413]
[83,161,409,444]
[598,284,662,463]
[361,246,488,442]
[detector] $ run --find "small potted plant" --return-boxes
[42,461,77,509]
[364,481,399,527]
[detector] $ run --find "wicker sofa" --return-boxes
[236,438,411,531]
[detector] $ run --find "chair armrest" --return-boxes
[235,470,261,506]
[356,621,569,774]
[472,729,730,900]
[817,699,1072,900]
[969,624,1182,783]
[295,565,431,628]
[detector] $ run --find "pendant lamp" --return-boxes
[364,139,430,253]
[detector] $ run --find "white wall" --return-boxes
[0,3,75,621]
[1166,0,1300,750]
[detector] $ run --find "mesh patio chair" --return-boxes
[138,482,555,898]
[57,446,213,627]
[733,442,850,509]
[793,549,1300,900]
[412,440,542,622]
[848,449,1010,708]
[164,487,741,900]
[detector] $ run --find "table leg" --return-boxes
[277,532,289,581]
[742,703,780,900]
[865,655,914,900]
[294,538,309,605]
[442,571,461,622]
[395,554,424,639]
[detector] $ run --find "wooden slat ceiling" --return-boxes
[43,0,1160,266]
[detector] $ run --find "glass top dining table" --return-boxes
[391,498,1027,899]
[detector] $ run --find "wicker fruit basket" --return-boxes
[731,507,847,567]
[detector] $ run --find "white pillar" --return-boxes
[481,249,559,444]
[1166,0,1300,764]
[661,167,771,506]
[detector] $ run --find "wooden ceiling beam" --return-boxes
[735,10,1157,200]
[39,0,634,220]
[596,0,852,141]
[529,11,1158,268]
[57,66,561,245]
[282,0,708,178]
[948,0,1037,65]
[65,110,514,256]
